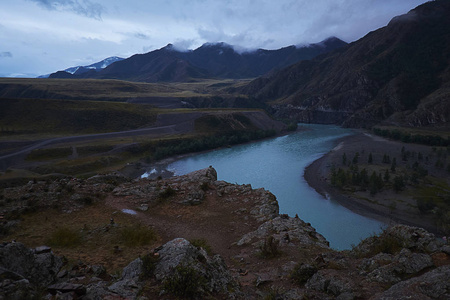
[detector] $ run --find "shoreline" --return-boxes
[303,132,441,235]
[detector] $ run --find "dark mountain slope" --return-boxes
[243,0,450,128]
[49,38,347,82]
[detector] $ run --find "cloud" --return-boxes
[172,39,197,52]
[0,52,13,58]
[28,0,104,20]
[133,32,150,40]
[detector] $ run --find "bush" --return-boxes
[290,263,318,285]
[158,186,176,199]
[140,252,160,279]
[190,238,212,255]
[162,264,207,298]
[417,198,436,214]
[47,227,82,248]
[259,236,281,258]
[119,224,157,247]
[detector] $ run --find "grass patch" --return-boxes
[118,224,157,247]
[26,147,72,161]
[46,227,82,248]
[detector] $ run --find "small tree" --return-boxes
[352,152,360,164]
[393,176,405,193]
[391,158,397,172]
[384,169,390,182]
[368,153,373,164]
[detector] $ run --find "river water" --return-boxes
[145,124,384,250]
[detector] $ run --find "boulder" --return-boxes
[106,257,144,299]
[373,265,450,300]
[0,242,62,287]
[237,215,329,248]
[305,270,355,298]
[353,225,442,257]
[154,238,239,298]
[368,248,434,284]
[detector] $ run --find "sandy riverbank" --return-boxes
[304,131,445,235]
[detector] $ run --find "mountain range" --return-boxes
[242,0,450,128]
[48,37,347,82]
[40,56,123,78]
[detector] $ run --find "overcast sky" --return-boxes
[0,0,428,77]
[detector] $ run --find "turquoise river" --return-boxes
[146,124,384,250]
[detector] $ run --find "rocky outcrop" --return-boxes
[373,265,450,300]
[0,242,63,299]
[2,167,450,299]
[154,238,240,298]
[237,214,329,248]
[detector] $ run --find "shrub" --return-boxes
[371,233,404,255]
[119,224,157,247]
[140,252,160,279]
[158,186,176,199]
[47,227,82,248]
[200,182,209,191]
[417,198,436,214]
[290,263,318,285]
[190,238,212,255]
[162,264,207,298]
[259,236,281,258]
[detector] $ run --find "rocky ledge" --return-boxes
[1,167,450,299]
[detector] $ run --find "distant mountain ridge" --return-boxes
[40,56,123,78]
[242,0,450,128]
[49,37,347,82]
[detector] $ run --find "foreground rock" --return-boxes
[1,167,450,299]
[0,242,63,299]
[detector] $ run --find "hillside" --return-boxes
[242,0,450,129]
[49,37,347,82]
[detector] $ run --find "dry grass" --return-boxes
[1,204,160,272]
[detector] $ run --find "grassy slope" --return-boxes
[0,98,158,135]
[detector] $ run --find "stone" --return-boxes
[34,245,52,254]
[154,238,239,297]
[373,265,450,300]
[47,283,86,296]
[306,270,354,297]
[0,242,62,286]
[368,248,434,284]
[237,216,329,248]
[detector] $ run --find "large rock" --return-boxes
[373,265,450,300]
[237,215,329,248]
[367,248,434,284]
[305,269,356,298]
[352,225,442,257]
[0,242,63,300]
[154,238,239,298]
[0,242,62,286]
[107,257,144,299]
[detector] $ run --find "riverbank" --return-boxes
[304,131,447,235]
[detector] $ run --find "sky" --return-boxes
[0,0,429,78]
